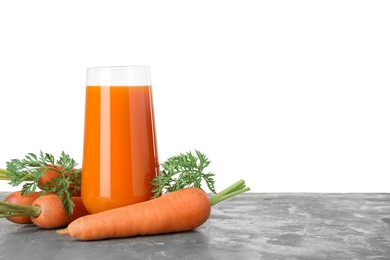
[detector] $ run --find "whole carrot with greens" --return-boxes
[57,180,249,240]
[0,194,88,229]
[1,151,81,215]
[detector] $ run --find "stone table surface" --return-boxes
[0,192,390,260]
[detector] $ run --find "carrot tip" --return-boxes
[56,229,69,235]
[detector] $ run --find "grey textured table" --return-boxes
[0,192,389,260]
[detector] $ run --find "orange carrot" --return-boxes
[57,180,249,240]
[37,165,62,189]
[0,195,88,229]
[37,166,81,196]
[3,191,40,224]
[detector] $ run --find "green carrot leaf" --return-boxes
[151,150,216,198]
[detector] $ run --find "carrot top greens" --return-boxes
[151,150,216,198]
[3,151,81,215]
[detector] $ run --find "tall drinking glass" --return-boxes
[82,66,158,214]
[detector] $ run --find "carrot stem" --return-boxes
[0,168,34,181]
[210,180,250,206]
[0,168,11,180]
[215,179,246,197]
[0,201,41,218]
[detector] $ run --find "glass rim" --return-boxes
[86,66,151,86]
[87,66,150,71]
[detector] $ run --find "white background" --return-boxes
[0,0,389,192]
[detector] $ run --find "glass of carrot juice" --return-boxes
[82,66,159,214]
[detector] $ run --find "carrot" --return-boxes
[57,180,249,240]
[0,194,88,229]
[37,165,61,188]
[37,166,81,196]
[2,191,40,224]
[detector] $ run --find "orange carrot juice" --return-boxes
[82,85,158,214]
